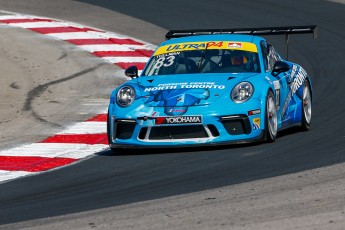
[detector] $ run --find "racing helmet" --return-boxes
[230,51,247,66]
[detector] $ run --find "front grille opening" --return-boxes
[207,124,220,137]
[138,127,148,140]
[149,125,208,140]
[221,116,251,135]
[115,121,136,139]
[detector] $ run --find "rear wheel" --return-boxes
[301,80,312,131]
[265,90,278,142]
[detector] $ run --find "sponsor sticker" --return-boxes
[253,117,260,130]
[248,109,261,116]
[155,116,202,125]
[144,82,225,92]
[168,108,187,113]
[273,80,280,107]
[290,67,307,94]
[154,41,258,56]
[228,42,242,48]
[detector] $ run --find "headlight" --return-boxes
[231,82,254,103]
[116,86,136,107]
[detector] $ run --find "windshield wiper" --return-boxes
[197,42,209,72]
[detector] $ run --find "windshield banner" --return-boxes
[154,41,258,56]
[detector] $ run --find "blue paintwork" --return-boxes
[107,34,312,148]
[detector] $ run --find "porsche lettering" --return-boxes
[169,109,187,113]
[291,68,307,94]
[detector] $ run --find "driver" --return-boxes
[231,52,247,66]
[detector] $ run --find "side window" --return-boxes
[267,44,281,70]
[260,41,269,72]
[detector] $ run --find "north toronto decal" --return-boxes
[144,82,225,91]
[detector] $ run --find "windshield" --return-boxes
[143,41,261,76]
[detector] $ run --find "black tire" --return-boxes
[301,80,312,131]
[265,90,278,142]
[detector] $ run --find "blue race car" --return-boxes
[107,26,317,149]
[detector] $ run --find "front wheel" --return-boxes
[265,90,278,142]
[301,80,312,131]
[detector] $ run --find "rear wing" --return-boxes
[165,25,318,39]
[165,25,318,60]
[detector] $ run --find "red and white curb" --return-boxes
[0,12,156,183]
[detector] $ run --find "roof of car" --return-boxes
[160,34,264,46]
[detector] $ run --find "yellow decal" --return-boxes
[253,118,261,130]
[154,41,258,56]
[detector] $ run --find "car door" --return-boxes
[260,41,290,127]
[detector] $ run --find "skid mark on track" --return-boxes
[22,63,106,125]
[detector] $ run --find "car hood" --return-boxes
[135,73,258,109]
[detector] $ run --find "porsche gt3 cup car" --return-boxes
[107,26,317,149]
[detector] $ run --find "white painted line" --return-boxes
[47,31,139,41]
[0,143,108,159]
[8,22,67,28]
[78,44,150,52]
[79,44,134,52]
[0,15,37,20]
[48,31,105,40]
[59,122,106,134]
[98,108,109,114]
[95,31,129,39]
[102,56,150,63]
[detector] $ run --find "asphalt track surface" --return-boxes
[0,0,345,229]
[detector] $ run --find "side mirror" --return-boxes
[125,66,138,79]
[272,61,290,77]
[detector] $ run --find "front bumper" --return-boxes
[108,100,265,148]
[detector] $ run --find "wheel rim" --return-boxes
[303,84,312,124]
[267,95,277,137]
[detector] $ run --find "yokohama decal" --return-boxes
[155,116,202,125]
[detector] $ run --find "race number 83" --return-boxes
[153,56,175,69]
